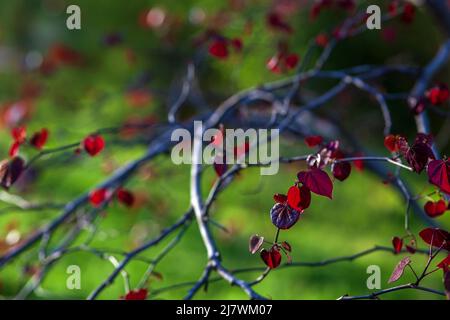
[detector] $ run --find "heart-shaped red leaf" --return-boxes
[260,247,282,269]
[249,235,264,254]
[332,162,351,181]
[419,228,450,250]
[297,168,333,199]
[89,188,107,207]
[427,160,450,195]
[11,126,27,143]
[120,288,148,300]
[424,200,447,218]
[83,134,105,157]
[392,236,403,254]
[388,256,411,283]
[270,203,301,229]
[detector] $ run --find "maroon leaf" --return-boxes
[116,188,135,207]
[388,256,411,283]
[419,228,450,251]
[30,128,49,150]
[297,168,333,199]
[332,162,351,181]
[273,193,287,204]
[405,141,434,173]
[83,134,105,157]
[437,254,450,271]
[270,203,301,229]
[120,288,148,300]
[392,236,403,254]
[424,200,447,218]
[427,159,450,195]
[260,247,282,269]
[249,235,264,254]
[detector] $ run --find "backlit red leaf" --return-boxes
[392,236,403,254]
[424,200,447,218]
[30,128,49,150]
[260,247,282,269]
[427,160,450,195]
[304,135,323,148]
[419,228,450,250]
[297,168,333,199]
[83,134,105,157]
[89,188,107,207]
[121,288,148,300]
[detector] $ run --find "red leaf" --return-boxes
[332,162,351,181]
[30,128,49,150]
[11,126,26,143]
[208,40,228,59]
[89,188,107,207]
[426,83,449,105]
[401,2,415,23]
[270,203,301,230]
[427,160,450,195]
[121,288,148,300]
[315,33,329,47]
[424,200,447,218]
[388,256,411,283]
[304,135,323,148]
[419,228,450,251]
[437,254,450,271]
[8,141,20,158]
[116,188,135,207]
[260,247,282,269]
[83,134,105,157]
[273,193,287,204]
[266,12,292,33]
[230,38,243,52]
[287,186,300,209]
[249,235,264,254]
[284,54,299,69]
[297,168,333,199]
[392,236,403,254]
[213,155,228,177]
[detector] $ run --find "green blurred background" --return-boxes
[0,0,449,299]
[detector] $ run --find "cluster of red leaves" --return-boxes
[391,235,417,254]
[411,83,449,115]
[387,1,416,23]
[89,187,135,208]
[9,126,49,157]
[384,133,435,173]
[249,234,292,269]
[208,37,243,59]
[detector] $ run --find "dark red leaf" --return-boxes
[297,168,333,199]
[270,203,301,229]
[332,162,351,181]
[260,247,282,269]
[427,160,450,195]
[230,38,243,51]
[121,288,148,300]
[273,193,287,204]
[388,256,411,283]
[419,228,450,251]
[30,128,49,150]
[304,135,323,148]
[266,12,292,33]
[249,235,264,254]
[83,134,105,157]
[392,236,403,254]
[284,54,299,69]
[116,188,135,207]
[213,155,228,177]
[424,200,447,218]
[437,254,450,271]
[401,2,415,23]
